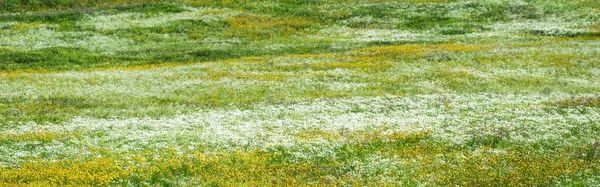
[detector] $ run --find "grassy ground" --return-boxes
[1,0,600,186]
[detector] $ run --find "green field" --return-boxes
[1,0,600,186]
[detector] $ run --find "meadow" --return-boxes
[0,0,599,186]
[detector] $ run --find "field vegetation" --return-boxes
[1,0,599,186]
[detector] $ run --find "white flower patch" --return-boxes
[0,22,17,29]
[313,25,448,44]
[353,29,436,43]
[490,19,589,34]
[324,81,370,91]
[0,28,133,53]
[0,28,69,49]
[2,92,599,164]
[78,6,240,31]
[342,16,375,25]
[71,34,134,53]
[476,68,548,79]
[590,68,600,77]
[0,141,87,166]
[79,6,199,30]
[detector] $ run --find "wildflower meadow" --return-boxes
[1,0,599,186]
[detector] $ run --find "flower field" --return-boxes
[1,0,600,186]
